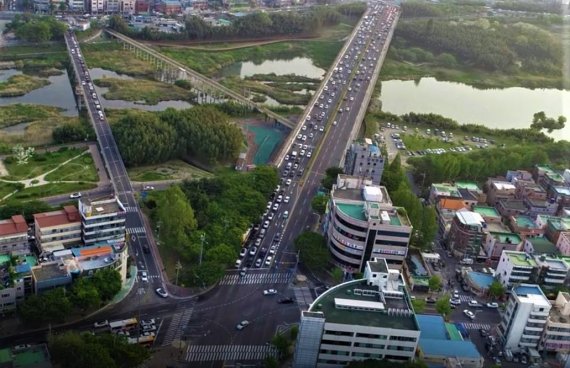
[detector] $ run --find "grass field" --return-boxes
[8,182,97,201]
[81,42,157,78]
[127,160,213,182]
[0,74,49,97]
[94,78,196,105]
[44,154,98,182]
[2,148,90,181]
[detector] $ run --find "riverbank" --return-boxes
[93,77,197,105]
[0,74,49,97]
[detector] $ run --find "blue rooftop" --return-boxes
[467,271,494,289]
[416,315,482,360]
[15,263,31,274]
[514,285,543,296]
[416,315,447,340]
[369,144,380,154]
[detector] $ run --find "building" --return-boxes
[90,0,104,12]
[447,211,486,259]
[524,237,559,257]
[0,215,29,256]
[33,0,50,11]
[508,215,544,240]
[456,181,486,204]
[548,186,570,213]
[472,206,501,224]
[525,198,558,218]
[534,255,570,289]
[120,0,136,13]
[429,183,462,204]
[135,0,150,12]
[31,261,72,294]
[155,0,181,14]
[79,196,126,245]
[343,139,385,186]
[541,292,570,353]
[436,198,469,238]
[483,232,523,261]
[69,0,85,11]
[326,175,412,272]
[496,251,537,288]
[498,284,551,353]
[0,256,34,313]
[539,216,570,244]
[515,182,547,202]
[105,0,120,12]
[496,199,527,218]
[507,170,533,183]
[34,206,82,254]
[557,232,570,256]
[293,258,420,367]
[72,241,129,283]
[415,314,484,368]
[486,180,516,206]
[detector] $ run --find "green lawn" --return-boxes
[44,154,98,182]
[0,74,50,97]
[0,182,23,200]
[8,182,97,201]
[3,148,89,181]
[127,160,213,182]
[93,78,196,105]
[81,42,157,78]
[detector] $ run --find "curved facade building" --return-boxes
[326,175,412,272]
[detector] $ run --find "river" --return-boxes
[219,57,326,79]
[380,78,570,141]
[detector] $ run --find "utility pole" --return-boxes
[199,233,205,265]
[175,260,182,286]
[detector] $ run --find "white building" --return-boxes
[326,175,412,272]
[90,0,104,12]
[496,251,537,288]
[497,284,551,353]
[541,292,570,353]
[69,0,85,11]
[293,258,420,367]
[79,196,126,245]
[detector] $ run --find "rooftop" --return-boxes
[71,245,116,271]
[504,251,537,267]
[545,171,565,183]
[455,181,481,191]
[547,217,570,231]
[514,215,539,229]
[416,315,481,359]
[486,222,510,233]
[535,256,568,271]
[514,284,551,307]
[309,279,418,330]
[456,211,485,226]
[337,203,366,221]
[458,188,477,201]
[438,198,468,211]
[491,232,522,244]
[432,183,461,198]
[499,199,527,211]
[553,186,570,196]
[79,197,125,218]
[34,206,80,228]
[473,206,500,218]
[527,237,559,255]
[0,215,27,237]
[31,262,70,282]
[492,181,516,191]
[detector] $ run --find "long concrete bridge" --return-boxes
[105,29,297,129]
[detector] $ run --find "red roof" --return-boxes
[34,206,80,229]
[0,215,27,236]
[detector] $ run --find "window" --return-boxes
[389,336,416,342]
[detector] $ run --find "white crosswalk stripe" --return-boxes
[458,295,474,302]
[219,272,292,286]
[125,206,138,212]
[185,345,278,362]
[126,227,146,235]
[462,322,492,330]
[161,305,195,347]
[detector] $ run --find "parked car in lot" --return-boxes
[468,300,482,307]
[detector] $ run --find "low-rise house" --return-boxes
[534,255,570,288]
[497,199,527,218]
[541,292,570,353]
[507,170,533,183]
[0,344,53,368]
[539,215,570,244]
[524,237,560,257]
[429,183,462,204]
[0,215,28,256]
[483,232,523,261]
[34,206,82,254]
[557,232,570,256]
[508,215,545,240]
[525,198,558,218]
[473,206,501,224]
[31,261,72,294]
[436,198,469,237]
[515,182,547,202]
[486,180,516,206]
[548,186,570,214]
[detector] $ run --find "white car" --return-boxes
[143,185,155,191]
[302,135,307,141]
[155,287,168,298]
[297,134,302,140]
[272,203,279,211]
[93,320,109,328]
[276,195,283,203]
[333,121,337,126]
[302,125,307,131]
[285,179,292,186]
[319,126,324,132]
[263,221,269,229]
[267,212,274,221]
[239,248,247,258]
[236,320,250,330]
[265,256,273,266]
[69,192,82,199]
[141,271,148,282]
[307,151,312,158]
[486,302,499,308]
[263,289,278,295]
[468,300,482,307]
[463,309,475,320]
[450,298,461,305]
[284,196,290,203]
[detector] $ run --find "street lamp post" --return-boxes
[175,260,182,286]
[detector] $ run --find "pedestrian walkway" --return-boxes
[293,287,313,310]
[125,206,139,213]
[462,322,492,330]
[161,303,195,347]
[185,345,278,362]
[126,227,146,235]
[219,272,292,286]
[457,295,475,302]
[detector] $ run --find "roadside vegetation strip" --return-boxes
[93,78,197,105]
[127,159,213,182]
[0,74,50,97]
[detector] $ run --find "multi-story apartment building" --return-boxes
[105,0,120,11]
[486,180,516,206]
[496,251,537,288]
[436,198,469,238]
[496,199,527,218]
[506,170,533,183]
[540,216,570,244]
[498,284,551,352]
[525,198,559,218]
[447,211,486,259]
[0,258,32,313]
[79,197,126,245]
[541,292,570,353]
[120,0,135,13]
[69,0,85,11]
[326,175,412,272]
[534,255,570,288]
[343,139,385,186]
[514,181,547,202]
[483,232,523,261]
[33,206,82,254]
[90,0,104,12]
[557,232,570,256]
[0,215,28,256]
[293,258,420,367]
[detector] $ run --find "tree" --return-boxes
[419,206,438,249]
[71,277,101,310]
[271,333,290,359]
[19,287,72,324]
[489,280,506,300]
[156,186,198,257]
[91,268,121,301]
[294,232,330,271]
[205,244,235,267]
[530,111,566,133]
[429,275,442,292]
[58,1,67,13]
[412,299,426,313]
[263,356,278,368]
[321,167,344,190]
[311,194,328,215]
[330,267,344,284]
[435,294,452,318]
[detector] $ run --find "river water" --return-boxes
[219,57,326,79]
[380,78,570,141]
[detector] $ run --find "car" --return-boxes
[463,309,475,320]
[155,287,168,298]
[520,355,528,364]
[278,297,295,304]
[263,288,278,296]
[143,185,155,191]
[283,211,289,219]
[141,271,148,282]
[276,195,283,203]
[486,302,499,308]
[239,248,247,258]
[13,344,31,351]
[236,320,250,330]
[284,154,290,161]
[425,297,436,304]
[307,151,312,158]
[468,300,482,307]
[319,126,324,132]
[267,212,274,221]
[285,179,292,186]
[302,125,307,131]
[297,134,302,140]
[453,290,460,299]
[284,196,290,203]
[263,221,270,229]
[93,320,109,328]
[255,258,263,268]
[450,298,461,305]
[274,233,281,242]
[235,259,242,268]
[269,245,276,254]
[69,192,82,199]
[249,246,257,256]
[302,135,307,141]
[265,256,273,266]
[333,121,337,126]
[272,203,279,211]
[141,318,156,327]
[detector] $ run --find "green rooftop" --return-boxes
[337,203,366,221]
[546,171,565,183]
[456,181,480,191]
[506,251,537,267]
[473,206,500,218]
[0,255,10,266]
[309,279,419,331]
[432,183,461,198]
[528,237,559,255]
[547,217,570,231]
[492,232,521,244]
[445,323,463,341]
[515,216,539,229]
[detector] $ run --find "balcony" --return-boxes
[509,274,531,281]
[527,318,547,324]
[521,334,541,340]
[544,278,565,284]
[524,325,544,332]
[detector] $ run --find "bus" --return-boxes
[127,335,155,347]
[109,318,138,333]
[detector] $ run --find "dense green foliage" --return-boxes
[146,167,278,286]
[494,1,566,14]
[112,106,243,167]
[408,141,570,187]
[321,167,344,190]
[0,200,53,222]
[530,111,566,133]
[109,3,366,41]
[429,275,442,291]
[401,2,445,18]
[436,294,452,318]
[49,331,150,368]
[19,269,121,324]
[6,15,67,43]
[294,231,330,271]
[311,194,329,215]
[489,280,506,300]
[394,18,562,76]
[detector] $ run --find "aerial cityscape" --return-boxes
[0,0,569,367]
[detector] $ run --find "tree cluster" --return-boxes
[395,18,562,75]
[494,1,566,14]
[18,269,121,324]
[112,106,243,167]
[294,231,330,271]
[52,121,95,144]
[49,331,150,368]
[401,2,445,18]
[146,167,278,286]
[530,111,566,133]
[321,166,344,191]
[6,15,67,43]
[109,3,366,42]
[0,200,53,222]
